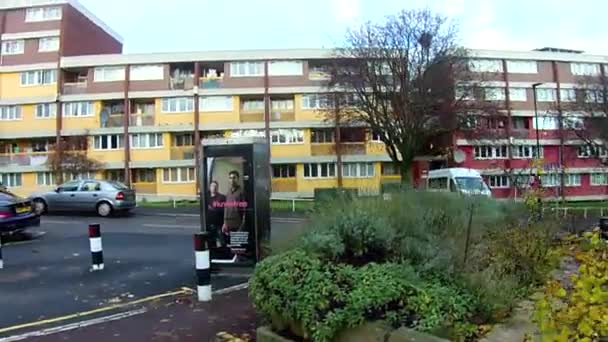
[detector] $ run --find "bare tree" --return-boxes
[47,134,103,184]
[327,8,497,184]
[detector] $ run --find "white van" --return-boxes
[425,168,492,197]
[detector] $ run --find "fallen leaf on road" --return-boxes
[107,297,121,304]
[159,319,171,323]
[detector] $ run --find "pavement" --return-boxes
[0,211,308,341]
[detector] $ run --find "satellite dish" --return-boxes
[453,149,466,164]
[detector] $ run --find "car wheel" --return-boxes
[96,202,112,217]
[33,199,47,215]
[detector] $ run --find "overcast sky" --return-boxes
[78,0,608,55]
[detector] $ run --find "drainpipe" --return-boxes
[123,65,131,186]
[264,61,272,193]
[193,62,201,194]
[552,61,565,203]
[501,59,514,198]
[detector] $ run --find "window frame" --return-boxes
[590,173,608,186]
[200,96,233,112]
[38,37,60,52]
[270,129,304,145]
[161,97,194,113]
[268,61,303,76]
[62,101,93,117]
[469,59,503,73]
[272,164,297,178]
[565,173,582,187]
[487,175,510,189]
[25,6,62,22]
[93,66,126,82]
[162,167,195,183]
[35,103,57,119]
[93,134,124,150]
[0,105,22,121]
[129,64,164,81]
[342,162,375,178]
[1,39,25,55]
[303,163,337,179]
[130,133,164,149]
[508,87,527,102]
[20,69,57,86]
[1,173,23,187]
[473,145,508,160]
[230,61,264,77]
[36,172,55,186]
[506,60,538,74]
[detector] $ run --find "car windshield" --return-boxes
[454,177,488,192]
[108,181,129,190]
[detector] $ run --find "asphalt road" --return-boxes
[0,212,307,337]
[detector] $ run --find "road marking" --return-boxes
[0,308,147,342]
[0,287,193,335]
[142,224,199,229]
[41,220,81,225]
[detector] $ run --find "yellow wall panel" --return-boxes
[0,73,57,99]
[155,99,194,126]
[88,149,124,163]
[0,105,55,134]
[62,101,101,131]
[199,97,239,125]
[294,94,325,121]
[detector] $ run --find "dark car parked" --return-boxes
[0,189,40,235]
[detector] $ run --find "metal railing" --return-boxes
[135,193,314,212]
[542,206,608,219]
[0,152,50,167]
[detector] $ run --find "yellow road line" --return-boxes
[0,287,194,335]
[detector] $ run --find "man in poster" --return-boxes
[222,170,248,256]
[206,181,226,248]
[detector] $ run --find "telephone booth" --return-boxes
[199,137,271,267]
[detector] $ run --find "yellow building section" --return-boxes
[199,96,239,125]
[62,101,102,131]
[88,149,123,163]
[0,72,57,99]
[155,167,197,196]
[270,129,312,158]
[0,104,56,134]
[155,99,195,126]
[130,133,171,162]
[294,95,326,121]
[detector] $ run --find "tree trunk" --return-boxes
[399,161,413,188]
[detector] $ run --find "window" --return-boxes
[509,88,527,101]
[173,133,193,146]
[541,173,560,187]
[577,145,607,158]
[62,102,93,117]
[38,37,59,52]
[268,61,303,76]
[130,133,163,149]
[272,164,296,178]
[129,65,164,81]
[535,88,556,102]
[428,177,448,190]
[36,172,55,186]
[370,132,383,142]
[230,61,264,77]
[93,66,125,82]
[0,106,21,120]
[487,175,509,188]
[20,70,56,86]
[63,172,94,181]
[162,167,195,183]
[381,163,399,175]
[200,96,232,112]
[35,103,57,118]
[484,88,506,101]
[311,129,334,143]
[93,135,123,150]
[533,116,559,130]
[303,163,336,178]
[241,99,265,112]
[473,145,508,159]
[512,145,542,159]
[57,180,80,191]
[591,173,608,186]
[560,89,576,102]
[469,59,503,73]
[133,169,156,183]
[105,170,126,183]
[231,129,265,138]
[455,86,475,100]
[571,63,600,76]
[1,173,22,187]
[585,89,604,103]
[270,129,304,144]
[271,99,294,111]
[564,116,584,130]
[1,40,24,55]
[565,174,581,187]
[506,60,537,74]
[161,97,194,113]
[25,6,62,22]
[342,163,375,178]
[486,117,506,129]
[512,117,530,130]
[301,94,328,109]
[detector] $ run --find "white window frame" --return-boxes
[541,173,560,187]
[161,97,194,113]
[172,133,194,147]
[577,145,607,158]
[311,129,334,143]
[565,173,581,187]
[129,65,164,81]
[484,87,506,101]
[303,163,337,179]
[591,173,608,186]
[93,135,124,150]
[512,145,542,159]
[230,61,264,77]
[20,70,57,86]
[64,172,95,181]
[473,145,508,159]
[132,169,157,183]
[571,63,600,76]
[585,89,604,103]
[506,60,538,74]
[535,88,557,102]
[272,164,297,178]
[301,94,329,109]
[241,99,265,112]
[38,37,59,52]
[508,88,527,102]
[36,172,55,186]
[1,173,22,187]
[35,103,57,119]
[560,89,576,102]
[162,167,195,183]
[487,175,510,188]
[130,133,163,149]
[200,96,233,112]
[231,129,265,138]
[469,59,503,73]
[564,116,584,130]
[0,106,22,121]
[271,99,294,111]
[533,116,559,130]
[62,102,93,117]
[25,6,62,22]
[342,162,375,178]
[268,61,303,76]
[270,129,304,145]
[1,40,24,55]
[93,66,125,82]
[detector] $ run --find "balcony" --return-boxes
[341,143,367,155]
[133,183,158,194]
[129,114,154,127]
[309,142,367,156]
[240,110,264,123]
[63,81,88,95]
[170,146,195,160]
[0,152,50,167]
[311,143,335,156]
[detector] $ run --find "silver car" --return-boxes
[30,179,136,217]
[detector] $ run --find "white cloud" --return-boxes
[330,0,362,24]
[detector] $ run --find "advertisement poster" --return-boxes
[204,156,255,264]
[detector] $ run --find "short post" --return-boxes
[88,223,104,271]
[194,233,211,302]
[0,235,4,269]
[292,199,296,213]
[599,217,608,240]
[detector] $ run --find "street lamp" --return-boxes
[532,82,543,158]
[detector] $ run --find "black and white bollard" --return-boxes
[194,233,211,302]
[0,235,3,269]
[88,223,104,271]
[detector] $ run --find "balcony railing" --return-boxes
[129,114,154,127]
[170,146,195,160]
[63,81,88,95]
[341,143,367,155]
[0,152,50,167]
[239,110,295,123]
[309,142,367,156]
[169,76,194,90]
[199,76,224,89]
